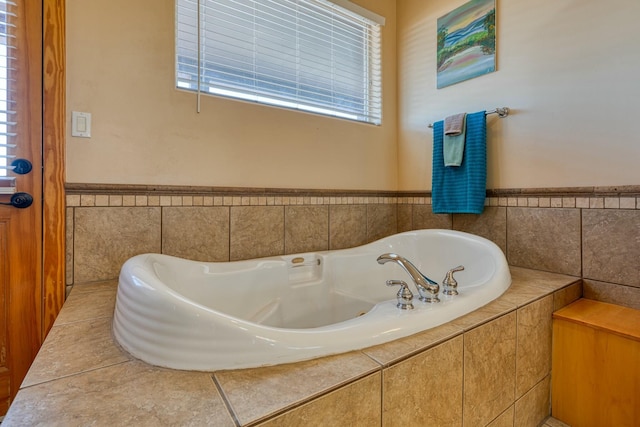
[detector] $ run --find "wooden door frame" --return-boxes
[42,0,65,335]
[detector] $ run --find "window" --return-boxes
[176,0,383,124]
[0,0,16,193]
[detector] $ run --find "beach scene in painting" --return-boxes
[437,0,495,88]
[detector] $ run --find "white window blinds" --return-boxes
[0,0,16,194]
[176,0,383,125]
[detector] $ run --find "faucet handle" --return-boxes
[386,280,414,310]
[442,265,464,296]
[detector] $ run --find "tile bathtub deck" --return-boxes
[3,268,581,426]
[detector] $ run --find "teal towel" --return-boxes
[432,110,486,214]
[443,114,466,167]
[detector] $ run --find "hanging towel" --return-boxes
[444,113,466,135]
[443,113,466,167]
[432,110,486,214]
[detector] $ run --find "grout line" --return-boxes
[70,207,75,287]
[211,374,242,427]
[514,306,520,401]
[461,333,466,425]
[20,360,131,391]
[227,206,231,262]
[325,204,330,251]
[282,205,287,255]
[379,367,384,426]
[159,206,164,255]
[505,204,510,264]
[579,206,584,278]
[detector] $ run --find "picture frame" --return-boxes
[437,0,496,89]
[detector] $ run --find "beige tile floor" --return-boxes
[544,415,571,426]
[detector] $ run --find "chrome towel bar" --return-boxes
[428,107,509,129]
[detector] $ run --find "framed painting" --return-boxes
[437,0,496,89]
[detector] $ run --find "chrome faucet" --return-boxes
[377,253,440,303]
[386,279,414,310]
[442,265,465,295]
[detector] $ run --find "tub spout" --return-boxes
[377,253,440,303]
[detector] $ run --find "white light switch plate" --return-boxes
[72,111,92,138]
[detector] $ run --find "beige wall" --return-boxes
[68,0,640,192]
[66,0,398,190]
[398,0,640,190]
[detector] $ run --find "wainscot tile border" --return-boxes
[65,184,640,209]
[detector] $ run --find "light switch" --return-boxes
[72,111,92,138]
[77,116,87,132]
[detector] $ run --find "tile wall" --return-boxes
[254,294,555,426]
[65,186,640,310]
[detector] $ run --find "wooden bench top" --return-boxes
[553,298,640,342]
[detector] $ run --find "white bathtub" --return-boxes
[113,229,511,371]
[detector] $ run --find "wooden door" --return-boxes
[0,0,43,415]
